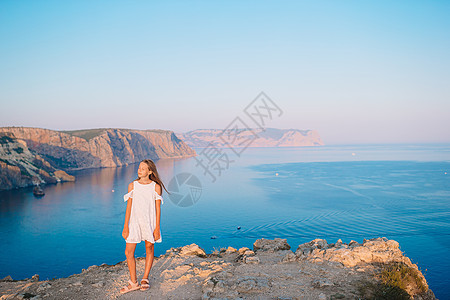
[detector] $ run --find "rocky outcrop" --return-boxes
[295,237,413,267]
[0,132,74,190]
[0,237,435,299]
[176,128,324,148]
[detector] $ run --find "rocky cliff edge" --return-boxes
[0,237,436,300]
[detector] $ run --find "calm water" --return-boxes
[1,144,449,299]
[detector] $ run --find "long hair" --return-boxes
[136,159,170,195]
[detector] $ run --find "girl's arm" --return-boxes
[155,183,162,230]
[123,182,134,236]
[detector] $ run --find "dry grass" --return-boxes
[356,261,427,299]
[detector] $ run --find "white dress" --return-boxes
[123,180,163,244]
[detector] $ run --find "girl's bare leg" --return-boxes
[124,243,138,286]
[142,240,155,279]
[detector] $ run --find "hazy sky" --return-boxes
[1,1,449,144]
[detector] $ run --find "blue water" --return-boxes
[0,144,449,299]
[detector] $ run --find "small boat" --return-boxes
[33,185,45,197]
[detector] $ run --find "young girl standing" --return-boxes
[120,159,168,294]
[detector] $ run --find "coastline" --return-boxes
[0,237,436,300]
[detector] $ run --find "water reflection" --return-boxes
[0,187,34,216]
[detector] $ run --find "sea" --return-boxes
[0,144,449,299]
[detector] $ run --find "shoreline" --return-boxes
[0,237,436,300]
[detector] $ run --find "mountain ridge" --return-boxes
[176,127,324,148]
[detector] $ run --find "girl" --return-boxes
[120,159,169,294]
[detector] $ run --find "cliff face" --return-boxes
[176,128,324,148]
[0,127,196,171]
[0,127,196,190]
[0,132,74,190]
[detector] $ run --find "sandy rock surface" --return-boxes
[0,238,436,300]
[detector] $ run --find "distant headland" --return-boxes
[176,128,324,148]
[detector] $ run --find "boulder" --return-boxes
[179,243,207,258]
[54,170,75,182]
[253,238,291,252]
[303,237,413,268]
[1,275,13,282]
[295,239,328,258]
[238,247,251,255]
[244,256,260,264]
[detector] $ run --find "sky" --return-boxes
[0,0,449,145]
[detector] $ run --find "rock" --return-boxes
[31,274,39,282]
[238,247,250,255]
[72,281,83,286]
[165,247,180,257]
[202,277,226,294]
[179,244,207,258]
[32,185,45,197]
[16,293,36,299]
[356,268,365,272]
[312,239,328,249]
[281,251,297,263]
[348,240,359,247]
[304,237,420,269]
[225,246,237,253]
[295,239,328,258]
[36,282,51,292]
[253,238,291,252]
[236,276,269,293]
[295,245,313,257]
[244,256,260,264]
[312,278,333,288]
[318,293,326,300]
[92,281,104,288]
[1,275,13,282]
[54,170,75,182]
[86,265,98,271]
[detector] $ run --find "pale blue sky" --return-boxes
[1,1,449,144]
